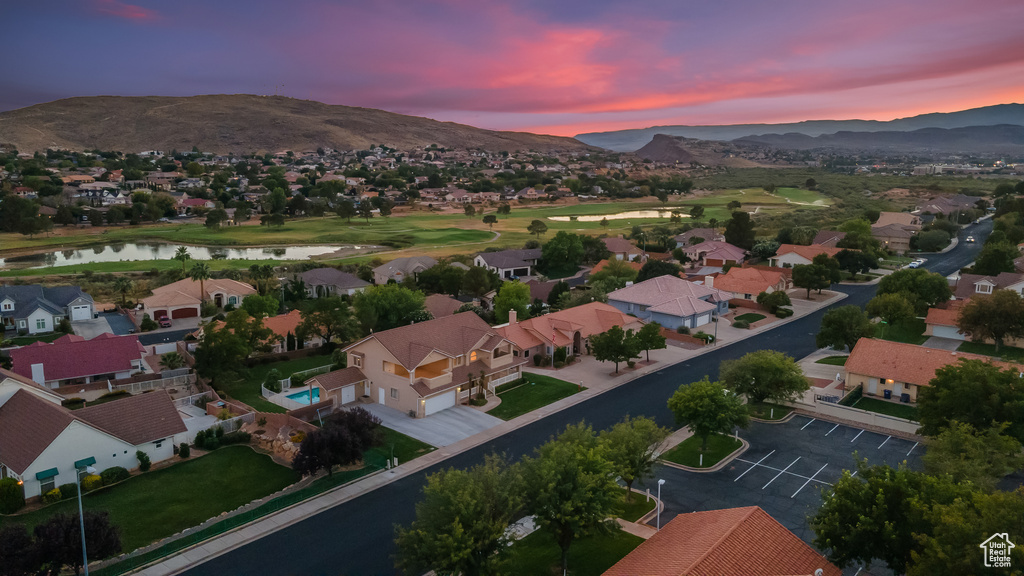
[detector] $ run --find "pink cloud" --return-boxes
[92,0,158,21]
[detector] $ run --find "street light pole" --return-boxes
[76,465,98,576]
[656,478,665,530]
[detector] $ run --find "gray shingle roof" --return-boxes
[476,249,541,270]
[298,268,370,290]
[0,284,92,320]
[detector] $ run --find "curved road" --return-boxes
[181,220,990,576]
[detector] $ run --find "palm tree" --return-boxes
[173,247,192,274]
[160,351,185,371]
[248,263,275,295]
[188,262,212,303]
[113,276,134,307]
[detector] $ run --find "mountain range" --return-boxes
[0,95,593,154]
[576,104,1024,152]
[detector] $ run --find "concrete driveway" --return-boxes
[72,317,114,339]
[360,403,503,448]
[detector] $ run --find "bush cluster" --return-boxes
[136,450,151,472]
[100,466,130,485]
[58,483,78,500]
[81,474,104,492]
[774,308,794,318]
[42,488,63,504]
[693,331,716,344]
[179,443,191,458]
[140,313,158,332]
[732,320,750,329]
[0,478,26,513]
[676,326,690,334]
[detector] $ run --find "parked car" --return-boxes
[907,261,921,268]
[158,316,172,328]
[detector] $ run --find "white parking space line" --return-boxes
[800,418,816,430]
[733,458,835,485]
[907,442,919,456]
[850,429,864,442]
[734,450,775,482]
[763,457,801,489]
[792,464,828,498]
[825,424,840,436]
[878,436,892,449]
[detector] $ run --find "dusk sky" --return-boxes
[5,0,1023,136]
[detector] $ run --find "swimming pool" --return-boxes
[286,388,320,405]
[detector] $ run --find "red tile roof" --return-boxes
[844,338,1019,387]
[604,506,841,576]
[10,333,145,382]
[924,300,965,328]
[714,267,785,296]
[261,310,303,339]
[496,302,641,350]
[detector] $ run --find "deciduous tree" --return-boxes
[634,322,666,362]
[482,214,497,230]
[292,407,382,478]
[816,305,873,351]
[34,511,121,576]
[922,422,1024,492]
[527,219,548,238]
[866,293,916,327]
[876,268,952,314]
[635,259,680,283]
[493,280,531,324]
[590,325,640,373]
[296,296,359,349]
[719,349,808,404]
[956,290,1024,352]
[352,284,427,333]
[667,377,749,452]
[599,416,670,501]
[917,359,1024,442]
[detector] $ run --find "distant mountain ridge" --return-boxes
[734,124,1024,156]
[0,94,595,154]
[576,104,1024,151]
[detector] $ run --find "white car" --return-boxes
[907,261,921,269]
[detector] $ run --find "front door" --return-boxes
[378,387,385,404]
[893,382,903,398]
[867,378,878,395]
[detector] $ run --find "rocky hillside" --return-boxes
[0,95,595,154]
[634,134,763,167]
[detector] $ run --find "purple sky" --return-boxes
[4,0,1023,136]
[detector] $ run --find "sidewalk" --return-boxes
[130,289,848,576]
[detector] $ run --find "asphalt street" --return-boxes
[180,219,990,576]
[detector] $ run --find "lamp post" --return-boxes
[76,465,98,576]
[656,478,666,530]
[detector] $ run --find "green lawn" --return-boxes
[487,372,583,420]
[0,446,299,553]
[611,487,656,522]
[506,527,644,576]
[733,313,766,323]
[852,397,920,421]
[773,187,832,205]
[660,433,742,468]
[815,355,849,366]
[874,318,928,345]
[368,426,435,465]
[5,332,66,345]
[747,402,792,420]
[223,355,335,413]
[957,341,1024,362]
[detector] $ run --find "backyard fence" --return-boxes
[278,364,333,390]
[215,412,256,433]
[174,392,211,408]
[111,374,195,394]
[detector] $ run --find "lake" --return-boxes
[0,242,368,270]
[547,210,690,222]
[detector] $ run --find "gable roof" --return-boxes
[0,389,75,475]
[873,211,920,228]
[10,333,146,382]
[261,310,303,339]
[775,244,845,261]
[924,301,963,328]
[347,311,500,369]
[845,338,1020,387]
[424,294,464,319]
[870,223,916,239]
[75,390,186,445]
[298,268,370,290]
[590,259,644,275]
[608,275,730,307]
[954,273,1024,299]
[373,256,437,277]
[495,302,640,349]
[713,267,785,296]
[685,240,746,262]
[475,249,541,270]
[310,366,368,391]
[602,237,640,255]
[811,230,846,247]
[0,284,93,319]
[604,506,841,576]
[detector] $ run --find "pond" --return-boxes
[547,210,690,222]
[0,242,369,270]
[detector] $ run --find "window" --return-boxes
[639,306,647,312]
[1,302,11,311]
[228,296,237,305]
[390,388,399,399]
[351,355,362,368]
[35,318,46,330]
[470,351,478,362]
[18,320,26,328]
[455,356,464,366]
[977,284,992,294]
[40,478,55,494]
[155,441,163,449]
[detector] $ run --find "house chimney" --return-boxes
[704,275,714,288]
[509,309,517,324]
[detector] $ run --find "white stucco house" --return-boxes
[0,285,94,335]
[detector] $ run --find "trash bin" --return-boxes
[900,393,911,403]
[883,389,892,400]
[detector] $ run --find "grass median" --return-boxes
[660,433,742,468]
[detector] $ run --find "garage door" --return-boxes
[696,313,710,326]
[340,385,355,405]
[423,390,457,416]
[171,307,199,319]
[933,326,964,340]
[70,305,91,321]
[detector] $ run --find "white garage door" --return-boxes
[696,313,710,326]
[423,390,457,416]
[340,385,355,405]
[932,326,964,340]
[70,305,91,321]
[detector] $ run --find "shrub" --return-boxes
[214,425,225,438]
[179,443,191,458]
[200,301,219,317]
[291,431,306,444]
[533,354,543,366]
[194,429,206,447]
[59,483,78,500]
[693,331,716,344]
[57,318,74,334]
[469,397,488,406]
[136,450,151,472]
[224,303,236,312]
[0,478,25,513]
[626,360,636,369]
[217,408,233,420]
[774,308,794,318]
[553,346,568,363]
[203,437,221,450]
[221,431,251,446]
[676,326,690,334]
[81,474,104,492]
[553,360,565,369]
[100,467,130,486]
[263,369,283,393]
[140,314,158,332]
[61,397,86,409]
[257,416,267,427]
[732,320,750,329]
[98,390,130,402]
[42,488,62,504]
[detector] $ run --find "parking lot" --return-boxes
[649,415,923,545]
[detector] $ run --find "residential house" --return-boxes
[915,194,979,216]
[673,227,724,246]
[0,284,94,334]
[589,259,644,276]
[298,268,370,298]
[607,275,730,330]
[768,244,845,267]
[10,333,148,389]
[709,266,788,301]
[372,256,437,285]
[61,174,95,185]
[341,312,525,418]
[953,272,1024,299]
[603,506,841,576]
[0,370,186,499]
[844,338,1018,403]
[262,310,324,353]
[424,294,464,319]
[811,230,846,247]
[140,278,256,320]
[870,223,916,254]
[306,366,369,408]
[473,249,542,279]
[683,240,746,267]
[603,237,644,262]
[12,186,36,199]
[495,302,642,359]
[145,172,178,190]
[923,300,967,341]
[874,211,922,229]
[178,197,215,215]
